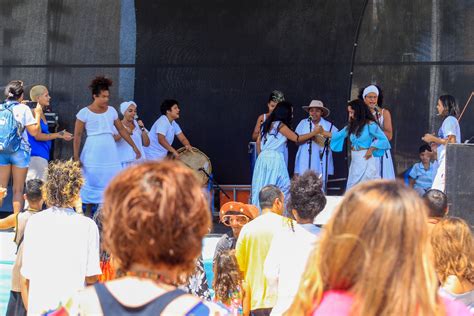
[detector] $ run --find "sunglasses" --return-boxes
[221,214,250,227]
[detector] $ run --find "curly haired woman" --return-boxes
[431,217,474,312]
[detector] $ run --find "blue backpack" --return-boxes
[0,101,22,154]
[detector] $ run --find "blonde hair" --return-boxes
[43,160,83,208]
[431,217,474,285]
[286,180,444,316]
[29,85,47,102]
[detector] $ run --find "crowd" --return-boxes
[0,77,472,315]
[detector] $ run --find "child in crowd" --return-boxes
[213,250,249,315]
[0,179,44,316]
[409,144,438,195]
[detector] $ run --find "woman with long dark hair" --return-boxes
[422,95,461,192]
[251,101,319,208]
[359,84,395,179]
[318,99,390,190]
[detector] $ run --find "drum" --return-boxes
[177,147,212,185]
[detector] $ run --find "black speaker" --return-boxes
[446,143,474,225]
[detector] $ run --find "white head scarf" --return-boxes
[362,85,379,99]
[119,101,136,115]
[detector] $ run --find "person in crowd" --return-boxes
[294,100,338,189]
[0,80,41,213]
[213,201,259,264]
[73,76,141,213]
[213,250,249,315]
[26,85,73,181]
[0,179,43,316]
[318,99,390,190]
[54,161,227,315]
[251,101,320,208]
[264,171,326,315]
[20,160,101,314]
[359,84,395,179]
[145,99,193,160]
[236,185,289,316]
[181,256,212,301]
[409,144,438,195]
[114,101,149,168]
[422,94,461,192]
[431,217,474,313]
[423,189,449,235]
[287,180,470,316]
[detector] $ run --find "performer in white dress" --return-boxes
[145,99,192,160]
[294,100,338,189]
[114,101,150,168]
[360,85,395,179]
[422,95,461,192]
[73,77,141,205]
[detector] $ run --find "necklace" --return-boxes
[116,269,176,286]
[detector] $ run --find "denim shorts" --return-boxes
[0,148,31,168]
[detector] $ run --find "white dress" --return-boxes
[76,107,122,204]
[294,117,338,187]
[432,116,461,191]
[115,120,146,168]
[374,109,395,179]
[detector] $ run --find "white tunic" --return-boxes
[145,115,182,160]
[294,117,338,180]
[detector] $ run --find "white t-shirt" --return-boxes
[76,106,118,136]
[145,115,182,160]
[8,102,36,147]
[21,207,101,315]
[437,116,461,163]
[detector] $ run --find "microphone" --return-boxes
[308,115,313,122]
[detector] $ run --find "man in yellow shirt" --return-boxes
[235,185,289,316]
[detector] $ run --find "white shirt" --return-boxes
[115,120,146,164]
[294,117,338,176]
[76,106,118,136]
[9,102,36,147]
[264,224,320,315]
[437,116,461,163]
[21,207,101,315]
[145,115,182,160]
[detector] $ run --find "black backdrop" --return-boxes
[134,0,366,184]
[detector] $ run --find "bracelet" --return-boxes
[296,134,300,142]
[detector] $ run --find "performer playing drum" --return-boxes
[294,100,338,188]
[145,99,193,160]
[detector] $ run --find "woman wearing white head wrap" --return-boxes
[113,101,150,168]
[359,84,395,180]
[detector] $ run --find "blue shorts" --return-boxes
[0,148,31,168]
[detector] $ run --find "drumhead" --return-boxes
[177,147,212,185]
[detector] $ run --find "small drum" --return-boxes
[177,147,212,185]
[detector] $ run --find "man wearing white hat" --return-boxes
[294,100,338,189]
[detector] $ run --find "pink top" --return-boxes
[312,290,471,316]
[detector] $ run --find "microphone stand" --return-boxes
[199,168,231,199]
[320,122,333,193]
[307,116,313,170]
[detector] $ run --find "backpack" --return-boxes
[0,101,22,154]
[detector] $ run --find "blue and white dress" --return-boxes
[330,122,390,190]
[251,121,289,209]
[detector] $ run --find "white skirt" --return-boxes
[80,134,122,203]
[347,150,380,190]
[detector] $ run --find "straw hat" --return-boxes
[302,100,330,117]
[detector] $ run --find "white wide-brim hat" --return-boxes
[302,100,330,117]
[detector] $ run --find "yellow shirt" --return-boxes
[235,212,291,310]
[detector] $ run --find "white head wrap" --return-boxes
[362,85,379,99]
[119,101,135,115]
